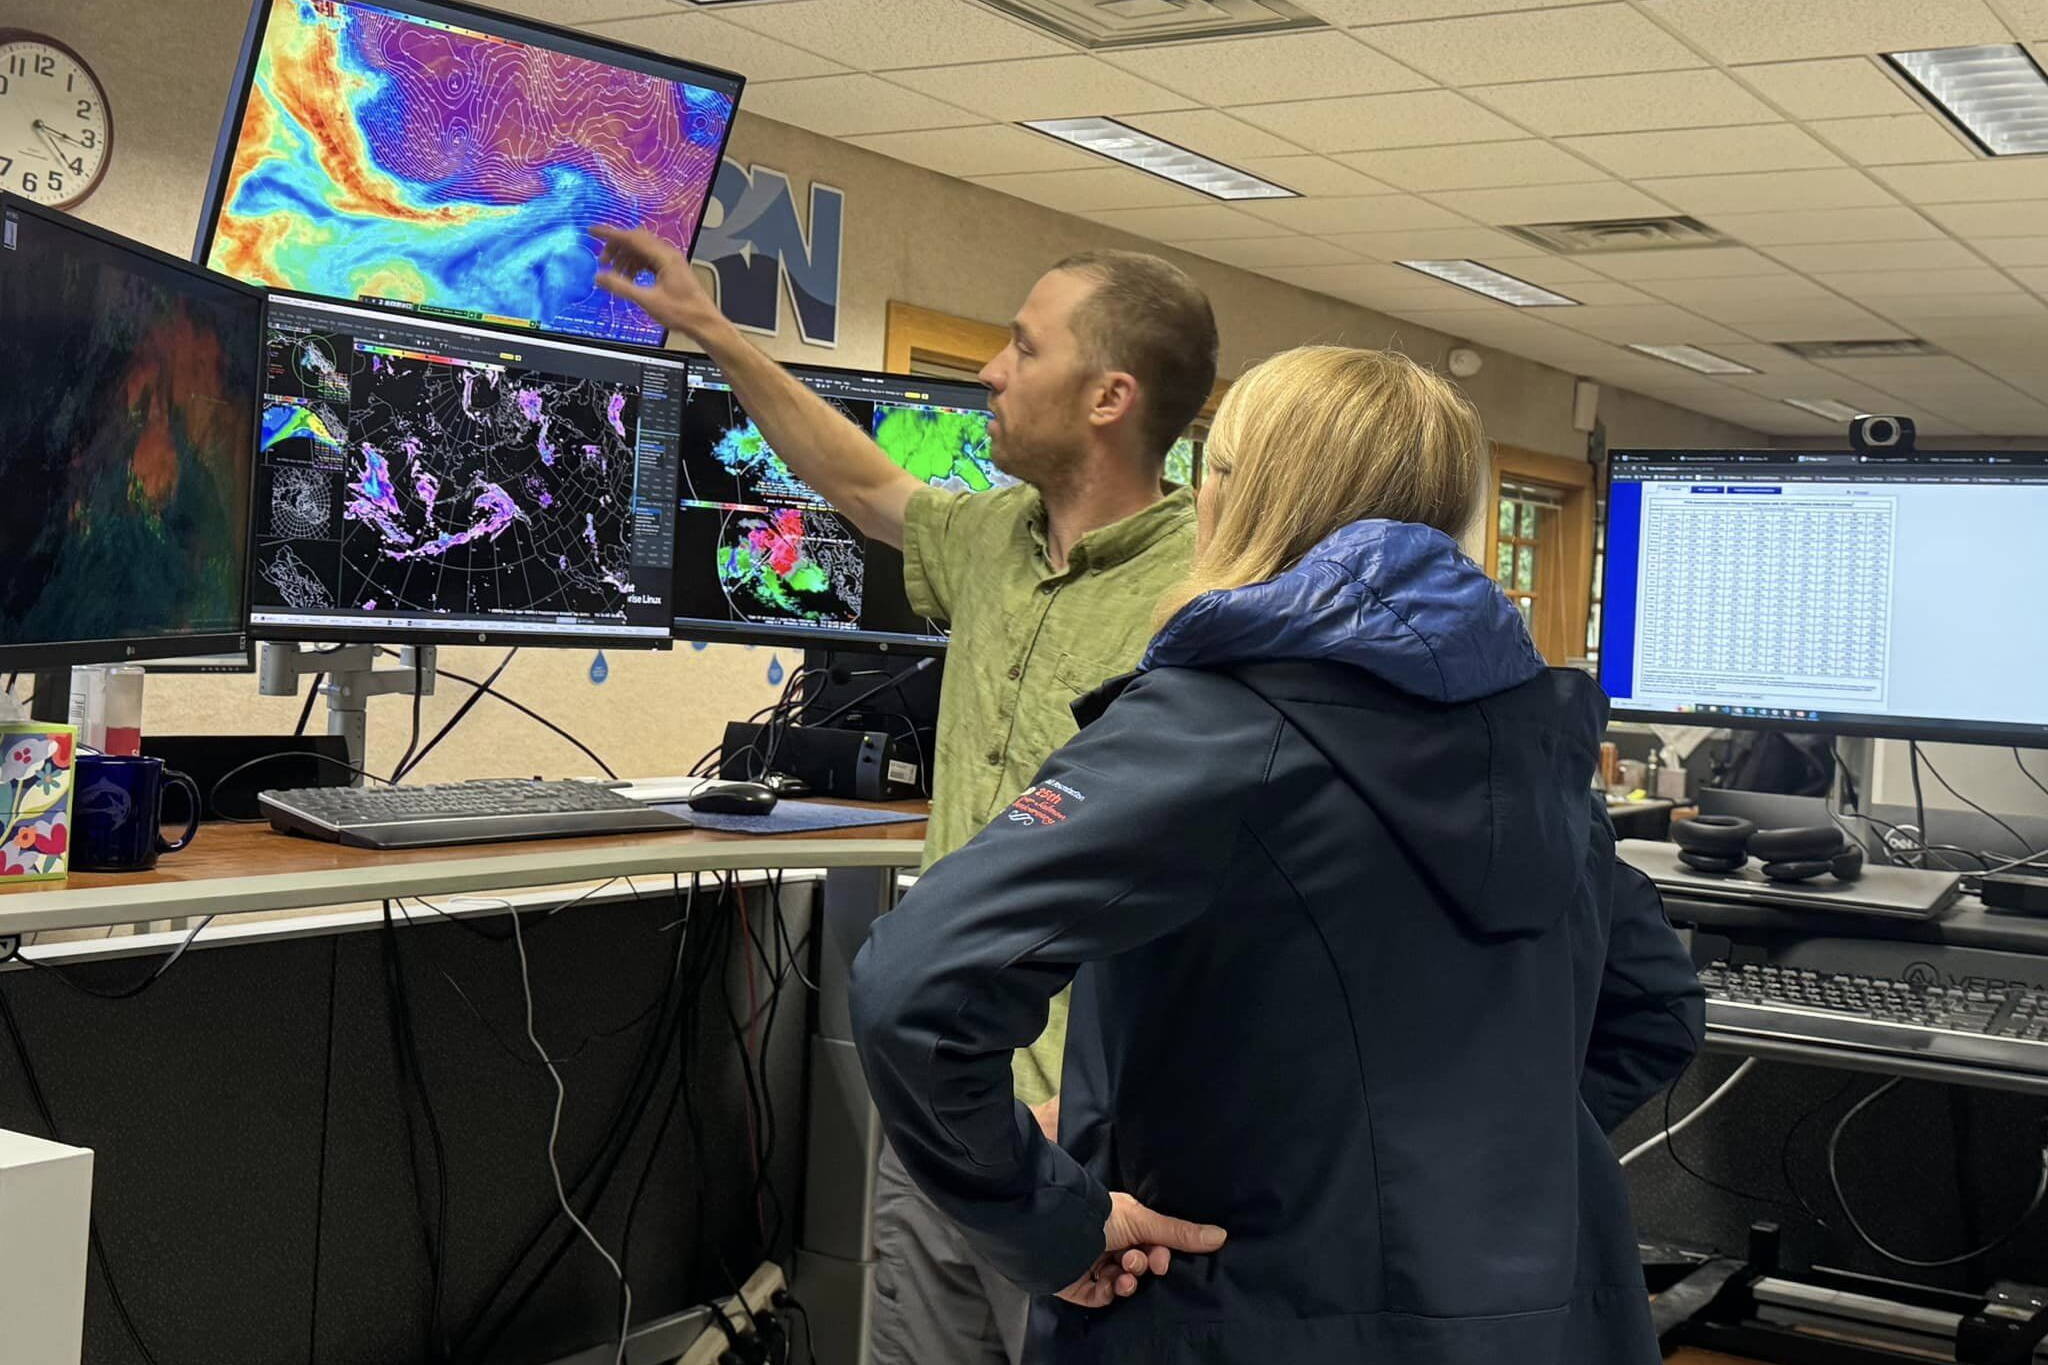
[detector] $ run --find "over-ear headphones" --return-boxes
[1671,815,1865,884]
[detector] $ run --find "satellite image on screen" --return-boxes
[252,322,643,621]
[204,0,736,345]
[0,213,257,648]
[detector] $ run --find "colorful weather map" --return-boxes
[203,0,737,344]
[871,404,1001,493]
[252,319,643,621]
[717,507,863,628]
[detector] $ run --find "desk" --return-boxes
[0,813,924,1365]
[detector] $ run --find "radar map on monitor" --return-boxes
[673,361,1013,649]
[252,295,683,644]
[197,0,743,347]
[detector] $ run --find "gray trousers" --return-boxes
[870,1141,1033,1365]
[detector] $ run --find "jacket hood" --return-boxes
[1138,519,1601,938]
[1143,519,1545,701]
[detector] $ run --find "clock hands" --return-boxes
[30,121,85,176]
[31,120,84,149]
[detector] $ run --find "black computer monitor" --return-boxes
[194,0,744,347]
[248,292,683,647]
[1600,447,2048,747]
[670,359,1015,652]
[0,195,262,671]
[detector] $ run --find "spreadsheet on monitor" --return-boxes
[1600,449,2048,745]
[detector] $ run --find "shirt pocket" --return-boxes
[1015,648,1125,762]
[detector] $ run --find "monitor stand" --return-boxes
[257,644,435,781]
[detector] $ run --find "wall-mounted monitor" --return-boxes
[195,0,743,347]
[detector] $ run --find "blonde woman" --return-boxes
[851,347,1703,1364]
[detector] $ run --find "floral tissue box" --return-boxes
[2,723,77,881]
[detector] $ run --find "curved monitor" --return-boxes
[0,195,261,670]
[194,0,743,347]
[1600,447,2048,748]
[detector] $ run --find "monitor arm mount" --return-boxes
[258,643,435,781]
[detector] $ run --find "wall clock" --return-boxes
[0,31,112,209]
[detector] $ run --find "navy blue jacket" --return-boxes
[851,519,1704,1364]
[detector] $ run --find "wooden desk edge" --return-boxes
[0,835,926,937]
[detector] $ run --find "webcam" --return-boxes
[1848,414,1915,455]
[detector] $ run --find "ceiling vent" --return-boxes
[972,0,1323,50]
[1502,215,1727,254]
[1778,339,1947,359]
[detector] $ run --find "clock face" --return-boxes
[0,34,111,209]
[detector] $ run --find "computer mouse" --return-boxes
[687,781,779,815]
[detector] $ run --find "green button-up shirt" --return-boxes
[902,480,1196,1105]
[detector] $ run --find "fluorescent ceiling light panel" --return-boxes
[1628,343,1757,375]
[1886,45,2048,157]
[1022,118,1297,200]
[1396,260,1579,307]
[1784,398,1863,421]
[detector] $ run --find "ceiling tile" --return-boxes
[1264,263,1502,308]
[1976,236,2048,265]
[1710,343,1838,375]
[1239,194,1469,234]
[1642,275,1837,306]
[966,167,1212,213]
[581,12,848,82]
[1707,206,1946,244]
[1355,5,1702,85]
[487,0,672,19]
[1869,292,2048,320]
[1497,255,1610,284]
[1564,281,1664,306]
[1300,0,1609,19]
[1427,181,1676,223]
[739,75,979,137]
[1121,110,1306,161]
[1583,245,1793,280]
[1465,70,1779,137]
[1230,90,1525,153]
[1808,115,1977,166]
[1677,296,1891,326]
[848,125,1098,178]
[1728,59,1923,120]
[2013,266,2048,292]
[1921,201,2048,236]
[1336,141,1604,191]
[1083,204,1287,241]
[894,56,1192,122]
[1993,0,2048,36]
[1873,161,2048,204]
[1638,0,2010,64]
[1234,156,1394,197]
[1562,126,1842,178]
[1191,236,1367,269]
[714,0,1069,69]
[1351,283,1529,312]
[1103,31,1433,105]
[1773,240,1993,273]
[1814,267,2016,297]
[1549,303,1747,343]
[1641,169,1900,213]
[1320,226,1553,260]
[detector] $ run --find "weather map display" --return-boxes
[672,360,1012,650]
[0,195,261,669]
[251,294,684,645]
[196,0,743,346]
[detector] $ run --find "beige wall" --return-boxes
[19,0,1765,781]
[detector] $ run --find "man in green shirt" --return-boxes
[594,227,1215,1364]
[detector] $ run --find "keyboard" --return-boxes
[260,779,692,850]
[1703,960,2048,1077]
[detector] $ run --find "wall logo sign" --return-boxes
[692,159,844,348]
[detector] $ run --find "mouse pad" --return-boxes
[651,800,925,835]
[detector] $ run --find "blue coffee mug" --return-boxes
[71,755,201,874]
